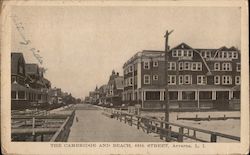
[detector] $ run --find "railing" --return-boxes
[11,110,75,142]
[50,110,75,142]
[104,108,240,142]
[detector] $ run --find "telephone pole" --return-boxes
[164,30,173,122]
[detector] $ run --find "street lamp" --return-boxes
[164,30,174,122]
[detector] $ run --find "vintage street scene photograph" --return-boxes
[9,5,242,143]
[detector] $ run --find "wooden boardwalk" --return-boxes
[67,104,163,142]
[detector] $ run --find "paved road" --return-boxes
[67,104,163,142]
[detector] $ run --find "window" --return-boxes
[184,75,192,84]
[222,63,232,71]
[192,62,202,71]
[214,63,220,71]
[206,51,211,58]
[222,51,227,58]
[228,52,232,58]
[237,63,241,72]
[129,65,133,72]
[218,52,222,58]
[183,50,188,57]
[172,50,177,57]
[214,76,220,85]
[235,76,240,85]
[144,75,150,84]
[129,77,133,86]
[177,50,182,57]
[18,91,25,99]
[188,50,193,57]
[197,75,206,85]
[153,75,158,80]
[197,63,202,71]
[184,62,190,70]
[222,75,232,85]
[168,62,176,70]
[11,91,16,99]
[179,62,183,70]
[153,61,158,67]
[179,75,183,85]
[168,75,176,85]
[232,51,238,59]
[144,61,150,69]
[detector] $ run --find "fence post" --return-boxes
[41,134,44,141]
[137,117,140,129]
[130,115,133,126]
[211,134,217,142]
[166,126,171,142]
[32,117,36,141]
[193,130,196,138]
[146,120,149,134]
[160,122,163,140]
[178,127,184,142]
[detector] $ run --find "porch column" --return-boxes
[195,90,200,109]
[212,91,216,100]
[16,91,18,99]
[143,91,146,101]
[195,90,199,100]
[229,90,233,100]
[178,91,182,101]
[141,90,144,108]
[160,91,164,101]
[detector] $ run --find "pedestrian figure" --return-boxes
[76,116,79,122]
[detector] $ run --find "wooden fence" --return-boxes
[11,110,75,142]
[103,108,240,142]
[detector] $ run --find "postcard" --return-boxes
[1,0,249,154]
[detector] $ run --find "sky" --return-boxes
[11,6,241,98]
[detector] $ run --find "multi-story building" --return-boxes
[98,84,108,105]
[11,52,51,110]
[89,86,100,104]
[105,70,124,107]
[122,43,240,110]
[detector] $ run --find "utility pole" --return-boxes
[164,30,174,122]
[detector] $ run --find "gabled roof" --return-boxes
[170,43,212,74]
[11,52,26,74]
[171,42,193,50]
[25,63,39,75]
[228,46,238,51]
[114,77,124,90]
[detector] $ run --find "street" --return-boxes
[67,104,163,142]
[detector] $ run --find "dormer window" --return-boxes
[232,51,238,59]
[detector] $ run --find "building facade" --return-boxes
[122,43,240,110]
[105,70,124,107]
[11,52,51,110]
